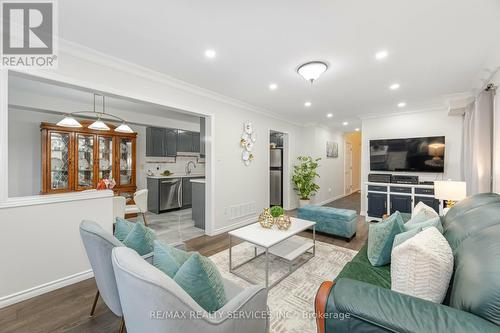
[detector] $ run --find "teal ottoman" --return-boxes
[297,205,357,241]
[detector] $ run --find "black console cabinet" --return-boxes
[390,194,412,214]
[415,196,440,212]
[367,192,387,218]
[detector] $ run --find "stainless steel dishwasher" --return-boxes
[159,178,182,211]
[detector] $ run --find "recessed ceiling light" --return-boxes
[355,128,360,132]
[342,121,349,126]
[398,102,406,108]
[304,101,312,107]
[326,113,333,118]
[390,83,400,90]
[205,49,216,58]
[375,50,388,60]
[269,83,278,90]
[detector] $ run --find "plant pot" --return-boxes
[299,199,310,207]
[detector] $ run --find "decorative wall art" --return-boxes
[326,141,338,158]
[240,121,256,166]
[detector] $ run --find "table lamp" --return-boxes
[434,180,467,208]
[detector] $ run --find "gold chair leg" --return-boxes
[119,317,125,333]
[90,290,100,317]
[142,212,148,226]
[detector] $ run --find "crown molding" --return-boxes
[359,105,446,120]
[58,39,302,127]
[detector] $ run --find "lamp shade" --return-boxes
[115,123,134,133]
[56,116,82,128]
[88,119,110,131]
[434,181,467,201]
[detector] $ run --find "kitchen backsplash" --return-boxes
[143,156,205,177]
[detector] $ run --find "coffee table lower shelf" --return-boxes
[229,235,316,289]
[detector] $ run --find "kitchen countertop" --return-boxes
[190,178,206,184]
[147,174,205,179]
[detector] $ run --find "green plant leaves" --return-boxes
[292,156,321,200]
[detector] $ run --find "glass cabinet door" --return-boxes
[49,131,71,191]
[77,134,95,189]
[118,137,134,186]
[98,136,113,181]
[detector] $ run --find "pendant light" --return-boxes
[115,123,134,133]
[56,116,82,128]
[297,61,328,83]
[88,95,110,131]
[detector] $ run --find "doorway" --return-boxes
[344,131,362,195]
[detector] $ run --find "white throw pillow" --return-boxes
[391,227,453,303]
[411,201,439,219]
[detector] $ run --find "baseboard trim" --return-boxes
[314,193,349,207]
[0,270,93,309]
[208,215,258,236]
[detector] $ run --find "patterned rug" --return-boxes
[210,236,357,333]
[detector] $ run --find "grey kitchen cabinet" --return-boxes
[200,117,206,157]
[165,128,177,157]
[177,130,194,152]
[192,132,200,153]
[146,127,165,157]
[146,127,177,157]
[191,180,205,229]
[182,176,203,208]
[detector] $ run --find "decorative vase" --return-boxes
[275,215,292,230]
[258,208,274,228]
[299,199,310,207]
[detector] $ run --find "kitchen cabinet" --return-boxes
[146,127,178,157]
[182,176,204,209]
[200,117,206,157]
[41,121,136,195]
[177,130,194,153]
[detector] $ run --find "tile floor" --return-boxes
[131,208,205,245]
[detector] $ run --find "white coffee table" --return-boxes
[228,217,316,288]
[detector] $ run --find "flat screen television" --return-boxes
[370,136,445,173]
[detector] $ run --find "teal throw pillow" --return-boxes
[114,217,135,242]
[174,252,227,312]
[122,222,155,255]
[153,240,192,278]
[406,210,429,225]
[405,216,443,233]
[368,211,405,266]
[392,227,422,250]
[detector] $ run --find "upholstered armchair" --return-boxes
[79,220,153,333]
[111,246,269,333]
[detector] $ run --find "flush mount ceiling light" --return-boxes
[355,128,360,132]
[304,101,312,107]
[390,83,400,90]
[297,61,328,83]
[375,50,389,60]
[326,113,333,118]
[397,102,407,108]
[56,94,134,133]
[269,83,278,90]
[205,49,216,58]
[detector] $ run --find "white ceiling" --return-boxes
[58,0,500,130]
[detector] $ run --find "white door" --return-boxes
[345,142,353,195]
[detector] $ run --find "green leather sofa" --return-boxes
[315,193,500,333]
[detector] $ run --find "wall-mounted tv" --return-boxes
[370,136,445,173]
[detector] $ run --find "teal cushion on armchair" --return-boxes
[114,217,135,242]
[368,211,405,266]
[174,252,227,312]
[153,240,191,278]
[122,222,155,256]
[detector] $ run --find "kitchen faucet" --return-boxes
[186,160,196,175]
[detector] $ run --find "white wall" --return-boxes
[493,70,500,193]
[360,108,463,215]
[299,126,345,206]
[0,191,113,308]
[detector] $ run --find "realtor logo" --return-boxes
[1,0,58,68]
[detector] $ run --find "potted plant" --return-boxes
[292,156,321,207]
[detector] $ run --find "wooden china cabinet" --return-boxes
[41,121,137,196]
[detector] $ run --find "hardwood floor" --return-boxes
[0,192,366,333]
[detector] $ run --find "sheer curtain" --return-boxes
[461,90,495,195]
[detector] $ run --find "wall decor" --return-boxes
[326,141,338,158]
[240,121,256,166]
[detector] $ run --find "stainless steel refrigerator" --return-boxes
[270,148,283,206]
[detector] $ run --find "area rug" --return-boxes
[209,236,357,333]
